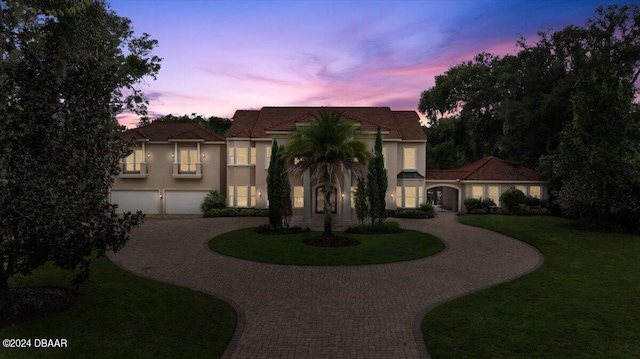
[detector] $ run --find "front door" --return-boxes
[315,186,337,214]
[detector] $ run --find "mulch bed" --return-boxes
[1,287,76,329]
[303,235,361,247]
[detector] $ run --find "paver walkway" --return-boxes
[109,212,543,358]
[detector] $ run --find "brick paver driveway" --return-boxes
[109,212,542,358]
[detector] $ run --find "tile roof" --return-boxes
[228,107,426,141]
[426,156,546,181]
[120,122,225,142]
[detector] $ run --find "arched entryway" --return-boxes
[425,183,462,212]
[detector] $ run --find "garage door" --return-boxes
[111,190,159,214]
[165,191,209,214]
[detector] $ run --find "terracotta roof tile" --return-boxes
[121,122,225,142]
[427,157,545,181]
[227,110,259,137]
[227,107,426,141]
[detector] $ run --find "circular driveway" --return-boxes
[109,212,542,358]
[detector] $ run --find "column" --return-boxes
[343,170,351,223]
[303,169,311,225]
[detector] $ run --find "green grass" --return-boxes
[1,257,236,359]
[209,228,445,265]
[422,215,640,358]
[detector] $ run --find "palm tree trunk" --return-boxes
[323,187,332,236]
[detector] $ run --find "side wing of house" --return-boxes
[111,122,226,215]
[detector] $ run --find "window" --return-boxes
[488,186,500,205]
[403,147,416,169]
[236,148,248,165]
[250,147,256,165]
[472,185,483,199]
[405,187,417,208]
[124,149,143,172]
[529,186,541,198]
[265,146,272,169]
[228,186,234,207]
[179,148,197,173]
[515,185,526,194]
[250,186,256,207]
[237,186,248,207]
[418,186,424,204]
[293,186,304,208]
[396,186,402,207]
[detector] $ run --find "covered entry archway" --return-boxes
[425,183,462,212]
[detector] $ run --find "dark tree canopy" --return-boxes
[418,4,640,229]
[0,0,161,296]
[140,113,232,137]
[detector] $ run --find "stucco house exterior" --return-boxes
[226,107,427,227]
[426,156,547,212]
[111,122,226,214]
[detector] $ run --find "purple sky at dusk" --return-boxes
[109,0,633,128]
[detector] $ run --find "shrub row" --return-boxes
[464,198,496,214]
[203,208,269,218]
[346,220,402,234]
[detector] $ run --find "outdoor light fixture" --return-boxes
[201,153,206,159]
[147,153,151,158]
[171,153,175,158]
[341,193,345,199]
[159,194,163,199]
[390,191,394,199]
[259,191,262,198]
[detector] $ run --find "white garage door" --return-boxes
[111,190,159,214]
[165,191,209,214]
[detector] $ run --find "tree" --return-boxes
[367,128,387,225]
[266,140,284,227]
[284,109,371,236]
[145,113,232,136]
[418,4,640,226]
[0,0,161,299]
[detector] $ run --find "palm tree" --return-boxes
[283,109,371,236]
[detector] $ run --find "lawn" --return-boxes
[209,228,445,265]
[422,215,640,358]
[0,256,236,359]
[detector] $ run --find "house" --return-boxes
[110,122,226,214]
[111,107,427,219]
[226,107,427,226]
[425,156,547,212]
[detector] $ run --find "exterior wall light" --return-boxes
[390,191,394,199]
[147,153,151,158]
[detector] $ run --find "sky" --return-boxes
[109,0,633,128]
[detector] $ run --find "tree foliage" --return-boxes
[140,113,232,137]
[0,0,161,296]
[283,109,371,236]
[419,4,640,228]
[266,140,284,228]
[367,128,387,225]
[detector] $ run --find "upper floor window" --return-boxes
[179,148,197,174]
[228,144,256,165]
[403,147,416,170]
[124,149,143,173]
